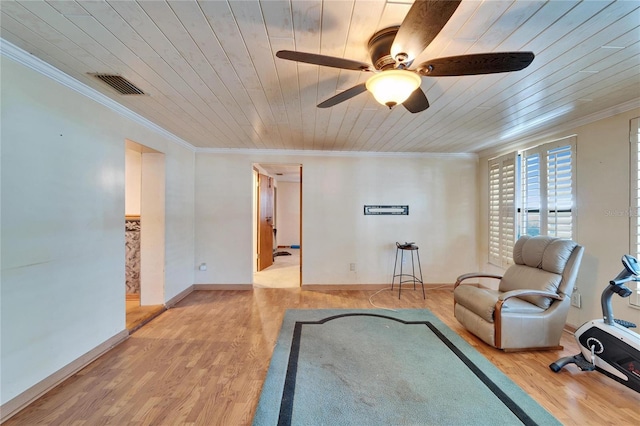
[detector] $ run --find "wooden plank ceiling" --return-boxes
[1,0,638,153]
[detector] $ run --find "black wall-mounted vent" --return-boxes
[90,74,145,95]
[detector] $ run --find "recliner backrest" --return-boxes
[499,235,579,309]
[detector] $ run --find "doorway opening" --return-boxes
[124,140,166,331]
[253,163,302,288]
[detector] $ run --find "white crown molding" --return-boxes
[195,147,477,160]
[478,98,640,158]
[0,38,196,152]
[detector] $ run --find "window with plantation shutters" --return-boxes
[629,117,640,308]
[488,153,516,268]
[631,118,640,257]
[547,145,574,238]
[520,137,576,239]
[521,152,541,237]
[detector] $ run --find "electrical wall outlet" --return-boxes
[571,291,581,308]
[349,263,356,272]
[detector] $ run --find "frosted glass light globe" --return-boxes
[365,70,422,108]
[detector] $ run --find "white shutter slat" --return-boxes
[489,152,517,268]
[547,141,574,238]
[521,152,542,237]
[488,159,502,266]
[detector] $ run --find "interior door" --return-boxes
[257,173,274,271]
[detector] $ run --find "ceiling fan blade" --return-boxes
[402,88,430,113]
[391,0,461,66]
[317,83,368,108]
[416,52,535,76]
[276,50,373,72]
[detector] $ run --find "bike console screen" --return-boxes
[622,254,640,276]
[611,255,640,287]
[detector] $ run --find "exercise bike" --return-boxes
[550,254,640,393]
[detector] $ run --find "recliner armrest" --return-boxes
[454,273,503,290]
[498,289,562,302]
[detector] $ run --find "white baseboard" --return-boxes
[0,329,129,423]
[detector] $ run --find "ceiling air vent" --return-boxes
[90,74,145,95]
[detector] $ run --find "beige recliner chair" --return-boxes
[453,235,584,351]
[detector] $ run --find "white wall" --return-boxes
[275,181,300,247]
[0,55,195,405]
[125,147,142,216]
[478,108,640,328]
[194,152,478,285]
[140,153,166,305]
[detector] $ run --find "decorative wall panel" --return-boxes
[125,217,141,294]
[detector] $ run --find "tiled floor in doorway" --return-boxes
[253,248,300,288]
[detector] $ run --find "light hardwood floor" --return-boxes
[4,288,638,425]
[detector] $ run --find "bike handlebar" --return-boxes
[609,276,638,286]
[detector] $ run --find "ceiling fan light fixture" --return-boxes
[365,70,421,109]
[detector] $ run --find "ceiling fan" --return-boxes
[276,0,534,113]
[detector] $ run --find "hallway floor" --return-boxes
[125,299,165,333]
[253,248,300,288]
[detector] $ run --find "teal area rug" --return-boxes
[253,309,560,426]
